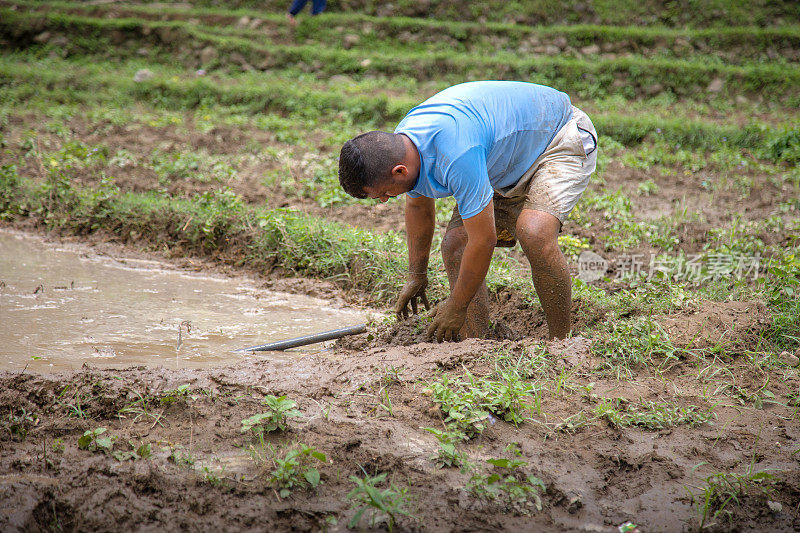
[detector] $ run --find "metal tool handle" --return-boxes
[235,324,367,352]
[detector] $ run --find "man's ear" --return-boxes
[391,164,408,177]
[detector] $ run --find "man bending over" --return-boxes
[338,81,597,341]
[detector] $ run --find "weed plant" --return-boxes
[422,427,468,468]
[240,395,302,437]
[112,442,152,462]
[167,444,195,468]
[347,471,415,532]
[467,454,545,514]
[160,384,192,405]
[267,443,327,498]
[199,465,225,487]
[760,252,800,351]
[118,390,165,426]
[592,398,713,430]
[427,370,534,438]
[689,462,777,529]
[590,316,681,378]
[56,383,93,419]
[4,409,36,441]
[150,150,237,185]
[78,427,114,453]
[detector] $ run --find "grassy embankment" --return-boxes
[117,0,800,28]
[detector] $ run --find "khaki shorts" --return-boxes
[447,106,597,245]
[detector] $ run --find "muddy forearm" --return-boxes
[450,201,496,309]
[404,196,435,273]
[450,238,494,309]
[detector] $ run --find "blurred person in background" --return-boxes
[287,0,327,25]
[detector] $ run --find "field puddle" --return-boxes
[0,230,366,372]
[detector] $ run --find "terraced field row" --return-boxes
[3,55,798,170]
[3,7,800,106]
[129,0,800,28]
[12,0,800,63]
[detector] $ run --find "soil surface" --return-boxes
[1,231,798,532]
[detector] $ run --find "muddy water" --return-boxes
[0,230,367,372]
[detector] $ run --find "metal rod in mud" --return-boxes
[235,324,368,352]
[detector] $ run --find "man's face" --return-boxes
[363,179,410,203]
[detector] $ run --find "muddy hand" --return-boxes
[394,273,430,319]
[426,298,467,343]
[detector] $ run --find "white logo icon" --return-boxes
[578,251,608,282]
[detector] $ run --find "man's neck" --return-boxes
[400,134,422,183]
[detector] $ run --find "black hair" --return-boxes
[338,131,406,199]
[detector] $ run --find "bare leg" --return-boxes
[516,209,571,339]
[441,226,490,339]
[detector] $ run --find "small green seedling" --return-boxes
[270,443,328,498]
[423,427,467,468]
[167,444,195,468]
[241,395,302,437]
[201,465,225,487]
[78,427,115,453]
[5,408,36,441]
[118,390,164,426]
[112,442,152,462]
[58,385,87,419]
[160,384,191,405]
[468,457,545,513]
[347,471,414,532]
[690,462,776,529]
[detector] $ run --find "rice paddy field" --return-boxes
[0,0,799,531]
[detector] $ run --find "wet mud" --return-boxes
[0,231,796,532]
[1,330,798,532]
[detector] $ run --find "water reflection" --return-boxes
[0,230,366,372]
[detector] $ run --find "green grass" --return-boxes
[0,163,445,303]
[34,0,800,28]
[592,398,713,429]
[3,53,797,160]
[590,316,682,378]
[18,1,800,63]
[689,462,777,529]
[3,9,799,104]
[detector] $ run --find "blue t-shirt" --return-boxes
[394,81,572,219]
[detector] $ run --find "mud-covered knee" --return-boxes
[441,229,468,261]
[517,225,556,257]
